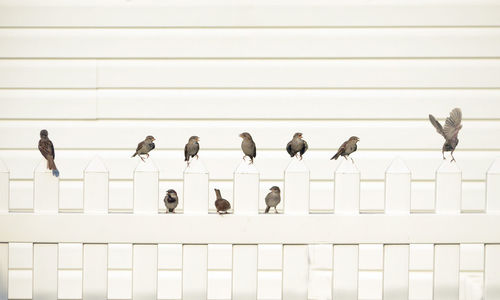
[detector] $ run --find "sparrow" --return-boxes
[164,189,178,213]
[331,136,360,163]
[239,132,256,163]
[184,136,200,165]
[429,108,463,162]
[286,132,308,160]
[214,188,231,214]
[264,186,281,214]
[131,135,156,162]
[38,129,59,177]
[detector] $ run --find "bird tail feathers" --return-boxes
[265,206,270,213]
[52,169,60,177]
[47,157,59,177]
[331,152,340,160]
[131,153,137,158]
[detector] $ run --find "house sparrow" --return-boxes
[239,132,256,163]
[184,136,200,165]
[264,186,281,214]
[131,135,156,162]
[164,189,178,213]
[38,129,59,177]
[214,188,231,214]
[331,136,360,163]
[429,108,463,162]
[286,132,308,160]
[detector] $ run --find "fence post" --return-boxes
[383,245,409,299]
[232,245,258,300]
[83,244,107,299]
[385,158,411,214]
[84,156,109,214]
[334,159,360,214]
[284,158,310,214]
[233,161,259,215]
[0,159,8,213]
[282,245,309,299]
[133,158,159,214]
[34,244,57,299]
[487,158,500,213]
[183,245,208,300]
[484,244,500,300]
[433,245,459,299]
[34,159,59,213]
[183,159,209,214]
[435,161,461,213]
[133,245,158,299]
[333,245,359,299]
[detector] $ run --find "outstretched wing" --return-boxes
[286,141,293,157]
[443,108,462,140]
[429,114,445,138]
[300,140,308,156]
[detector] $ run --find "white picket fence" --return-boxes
[0,156,499,299]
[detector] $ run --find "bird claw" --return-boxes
[196,155,199,159]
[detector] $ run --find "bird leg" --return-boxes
[146,153,150,158]
[250,157,254,164]
[442,150,446,160]
[139,155,145,162]
[451,151,456,162]
[299,154,303,161]
[196,154,199,159]
[350,157,355,164]
[344,156,348,160]
[274,207,278,214]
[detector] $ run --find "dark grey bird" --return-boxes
[131,135,156,162]
[286,132,308,160]
[331,136,360,163]
[264,186,281,214]
[38,129,59,177]
[429,108,463,162]
[184,136,200,165]
[214,188,231,214]
[239,132,256,164]
[164,189,178,213]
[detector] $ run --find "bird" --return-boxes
[131,135,156,162]
[239,132,256,163]
[286,132,308,160]
[264,186,281,214]
[184,136,200,166]
[164,189,178,213]
[331,136,360,163]
[214,188,231,214]
[429,108,463,162]
[38,129,59,177]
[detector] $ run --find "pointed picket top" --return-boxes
[134,157,159,172]
[285,157,309,173]
[386,157,410,174]
[0,158,8,173]
[436,160,461,173]
[335,158,359,174]
[235,160,258,174]
[184,158,208,174]
[487,158,500,175]
[85,156,108,173]
[35,158,51,173]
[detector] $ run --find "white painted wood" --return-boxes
[436,161,462,213]
[133,158,159,214]
[0,244,7,300]
[434,244,460,299]
[308,244,333,300]
[83,244,107,300]
[460,244,484,272]
[158,244,182,270]
[232,245,257,300]
[34,159,59,213]
[33,244,57,300]
[84,156,109,214]
[183,159,209,214]
[484,244,500,300]
[258,244,282,270]
[284,158,309,214]
[9,243,32,269]
[257,271,282,299]
[108,244,132,299]
[385,158,411,214]
[133,245,157,299]
[358,271,382,300]
[8,243,33,300]
[158,270,182,299]
[282,245,308,299]
[383,245,409,300]
[208,244,232,270]
[332,245,358,300]
[0,159,8,213]
[183,245,208,300]
[58,243,83,298]
[207,270,231,299]
[487,158,500,213]
[334,160,360,214]
[359,244,383,271]
[233,161,259,215]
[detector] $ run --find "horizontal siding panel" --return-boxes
[97,59,500,88]
[0,120,497,150]
[0,90,96,119]
[0,60,96,88]
[1,28,500,58]
[97,89,500,119]
[0,149,495,181]
[0,0,500,27]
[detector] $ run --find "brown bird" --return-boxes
[164,189,178,213]
[131,135,156,162]
[264,186,281,213]
[184,136,200,165]
[286,132,308,160]
[429,108,463,162]
[214,188,231,214]
[239,132,256,163]
[38,129,59,177]
[331,136,360,163]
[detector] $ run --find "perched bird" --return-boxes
[184,136,200,165]
[214,188,231,214]
[331,136,360,163]
[265,186,281,214]
[239,132,256,163]
[429,108,463,162]
[164,189,178,213]
[131,135,156,162]
[286,132,308,160]
[38,129,59,177]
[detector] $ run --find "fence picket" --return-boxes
[232,245,257,300]
[34,159,59,213]
[233,161,259,215]
[0,159,8,213]
[334,160,360,214]
[385,158,411,214]
[83,244,107,300]
[284,158,310,214]
[282,245,308,299]
[484,244,500,300]
[33,244,57,300]
[183,159,209,214]
[486,158,500,213]
[436,161,462,213]
[133,159,159,214]
[84,156,109,214]
[333,245,358,299]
